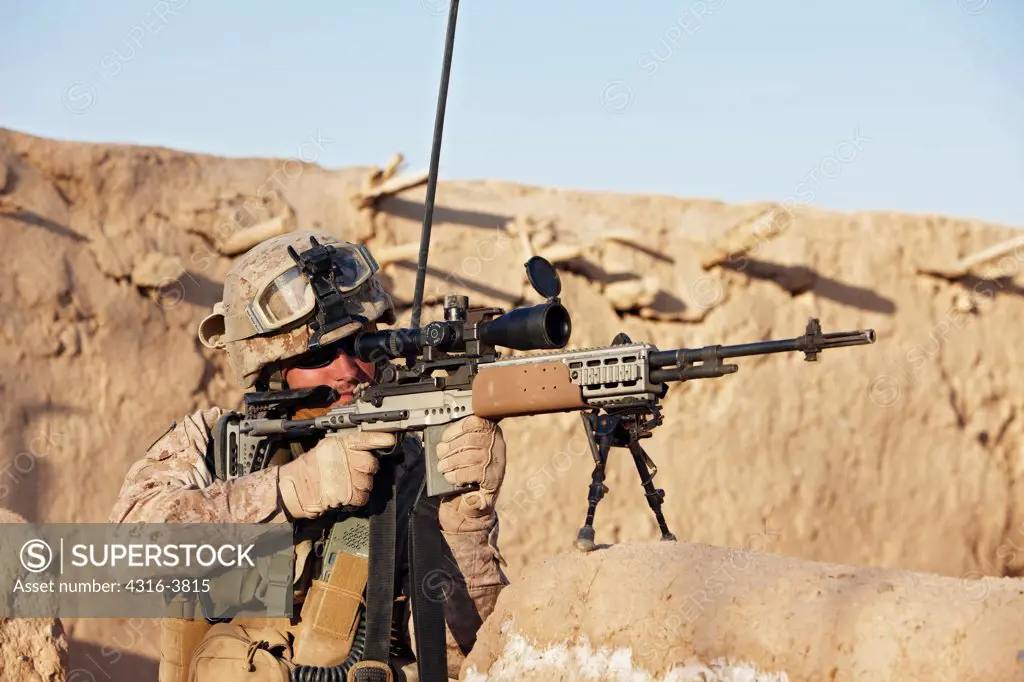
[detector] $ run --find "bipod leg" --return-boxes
[575,412,616,552]
[627,440,676,542]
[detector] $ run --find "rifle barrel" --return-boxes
[649,323,875,370]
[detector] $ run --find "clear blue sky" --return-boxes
[3,1,1022,227]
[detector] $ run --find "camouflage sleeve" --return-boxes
[407,513,509,680]
[108,407,285,524]
[442,514,509,679]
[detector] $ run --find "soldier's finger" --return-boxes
[345,431,398,452]
[442,466,483,486]
[437,448,488,474]
[351,471,375,494]
[348,451,380,475]
[461,490,494,512]
[437,431,494,460]
[439,416,495,448]
[445,416,494,438]
[436,443,479,466]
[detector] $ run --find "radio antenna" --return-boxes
[410,0,461,337]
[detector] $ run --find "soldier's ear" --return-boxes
[198,302,227,349]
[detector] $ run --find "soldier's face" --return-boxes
[283,324,378,406]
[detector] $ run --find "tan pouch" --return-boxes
[188,622,294,682]
[159,618,214,682]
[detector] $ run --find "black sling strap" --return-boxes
[359,457,397,668]
[355,464,449,681]
[409,479,450,682]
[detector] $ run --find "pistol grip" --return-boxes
[423,422,479,498]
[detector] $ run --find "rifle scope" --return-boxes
[353,301,571,361]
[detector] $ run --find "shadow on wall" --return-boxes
[719,257,898,314]
[376,196,513,231]
[1,403,86,523]
[953,275,1024,302]
[155,270,224,311]
[4,209,89,242]
[376,264,522,307]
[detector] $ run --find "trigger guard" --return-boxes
[378,431,405,458]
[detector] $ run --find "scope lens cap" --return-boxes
[525,256,561,298]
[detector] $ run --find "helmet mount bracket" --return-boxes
[287,236,367,350]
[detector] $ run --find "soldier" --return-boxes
[109,231,508,682]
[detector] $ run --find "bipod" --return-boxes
[574,402,677,551]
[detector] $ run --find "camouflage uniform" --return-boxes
[109,232,508,681]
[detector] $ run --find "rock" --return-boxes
[0,508,69,682]
[537,243,583,264]
[57,325,80,358]
[219,213,294,256]
[464,542,1024,681]
[603,276,660,311]
[130,251,186,289]
[700,207,793,269]
[353,169,429,211]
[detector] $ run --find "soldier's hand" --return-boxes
[278,431,396,520]
[436,416,506,532]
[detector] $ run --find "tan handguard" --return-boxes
[292,516,371,667]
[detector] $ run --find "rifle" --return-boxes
[220,260,875,550]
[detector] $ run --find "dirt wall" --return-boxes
[1,127,1021,679]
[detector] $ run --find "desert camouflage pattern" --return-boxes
[196,231,397,389]
[110,407,508,680]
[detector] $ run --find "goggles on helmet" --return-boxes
[210,240,380,347]
[245,242,377,336]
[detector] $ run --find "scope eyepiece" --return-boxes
[353,328,422,362]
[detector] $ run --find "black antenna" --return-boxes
[410,0,461,339]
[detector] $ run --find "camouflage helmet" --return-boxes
[197,231,396,389]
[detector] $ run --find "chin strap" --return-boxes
[258,363,287,393]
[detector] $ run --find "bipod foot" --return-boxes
[575,526,597,552]
[661,532,677,542]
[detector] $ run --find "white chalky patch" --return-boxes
[465,624,790,682]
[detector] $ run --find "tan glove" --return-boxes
[278,431,396,520]
[436,416,506,533]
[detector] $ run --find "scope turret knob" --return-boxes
[377,364,398,384]
[444,295,469,321]
[423,321,453,347]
